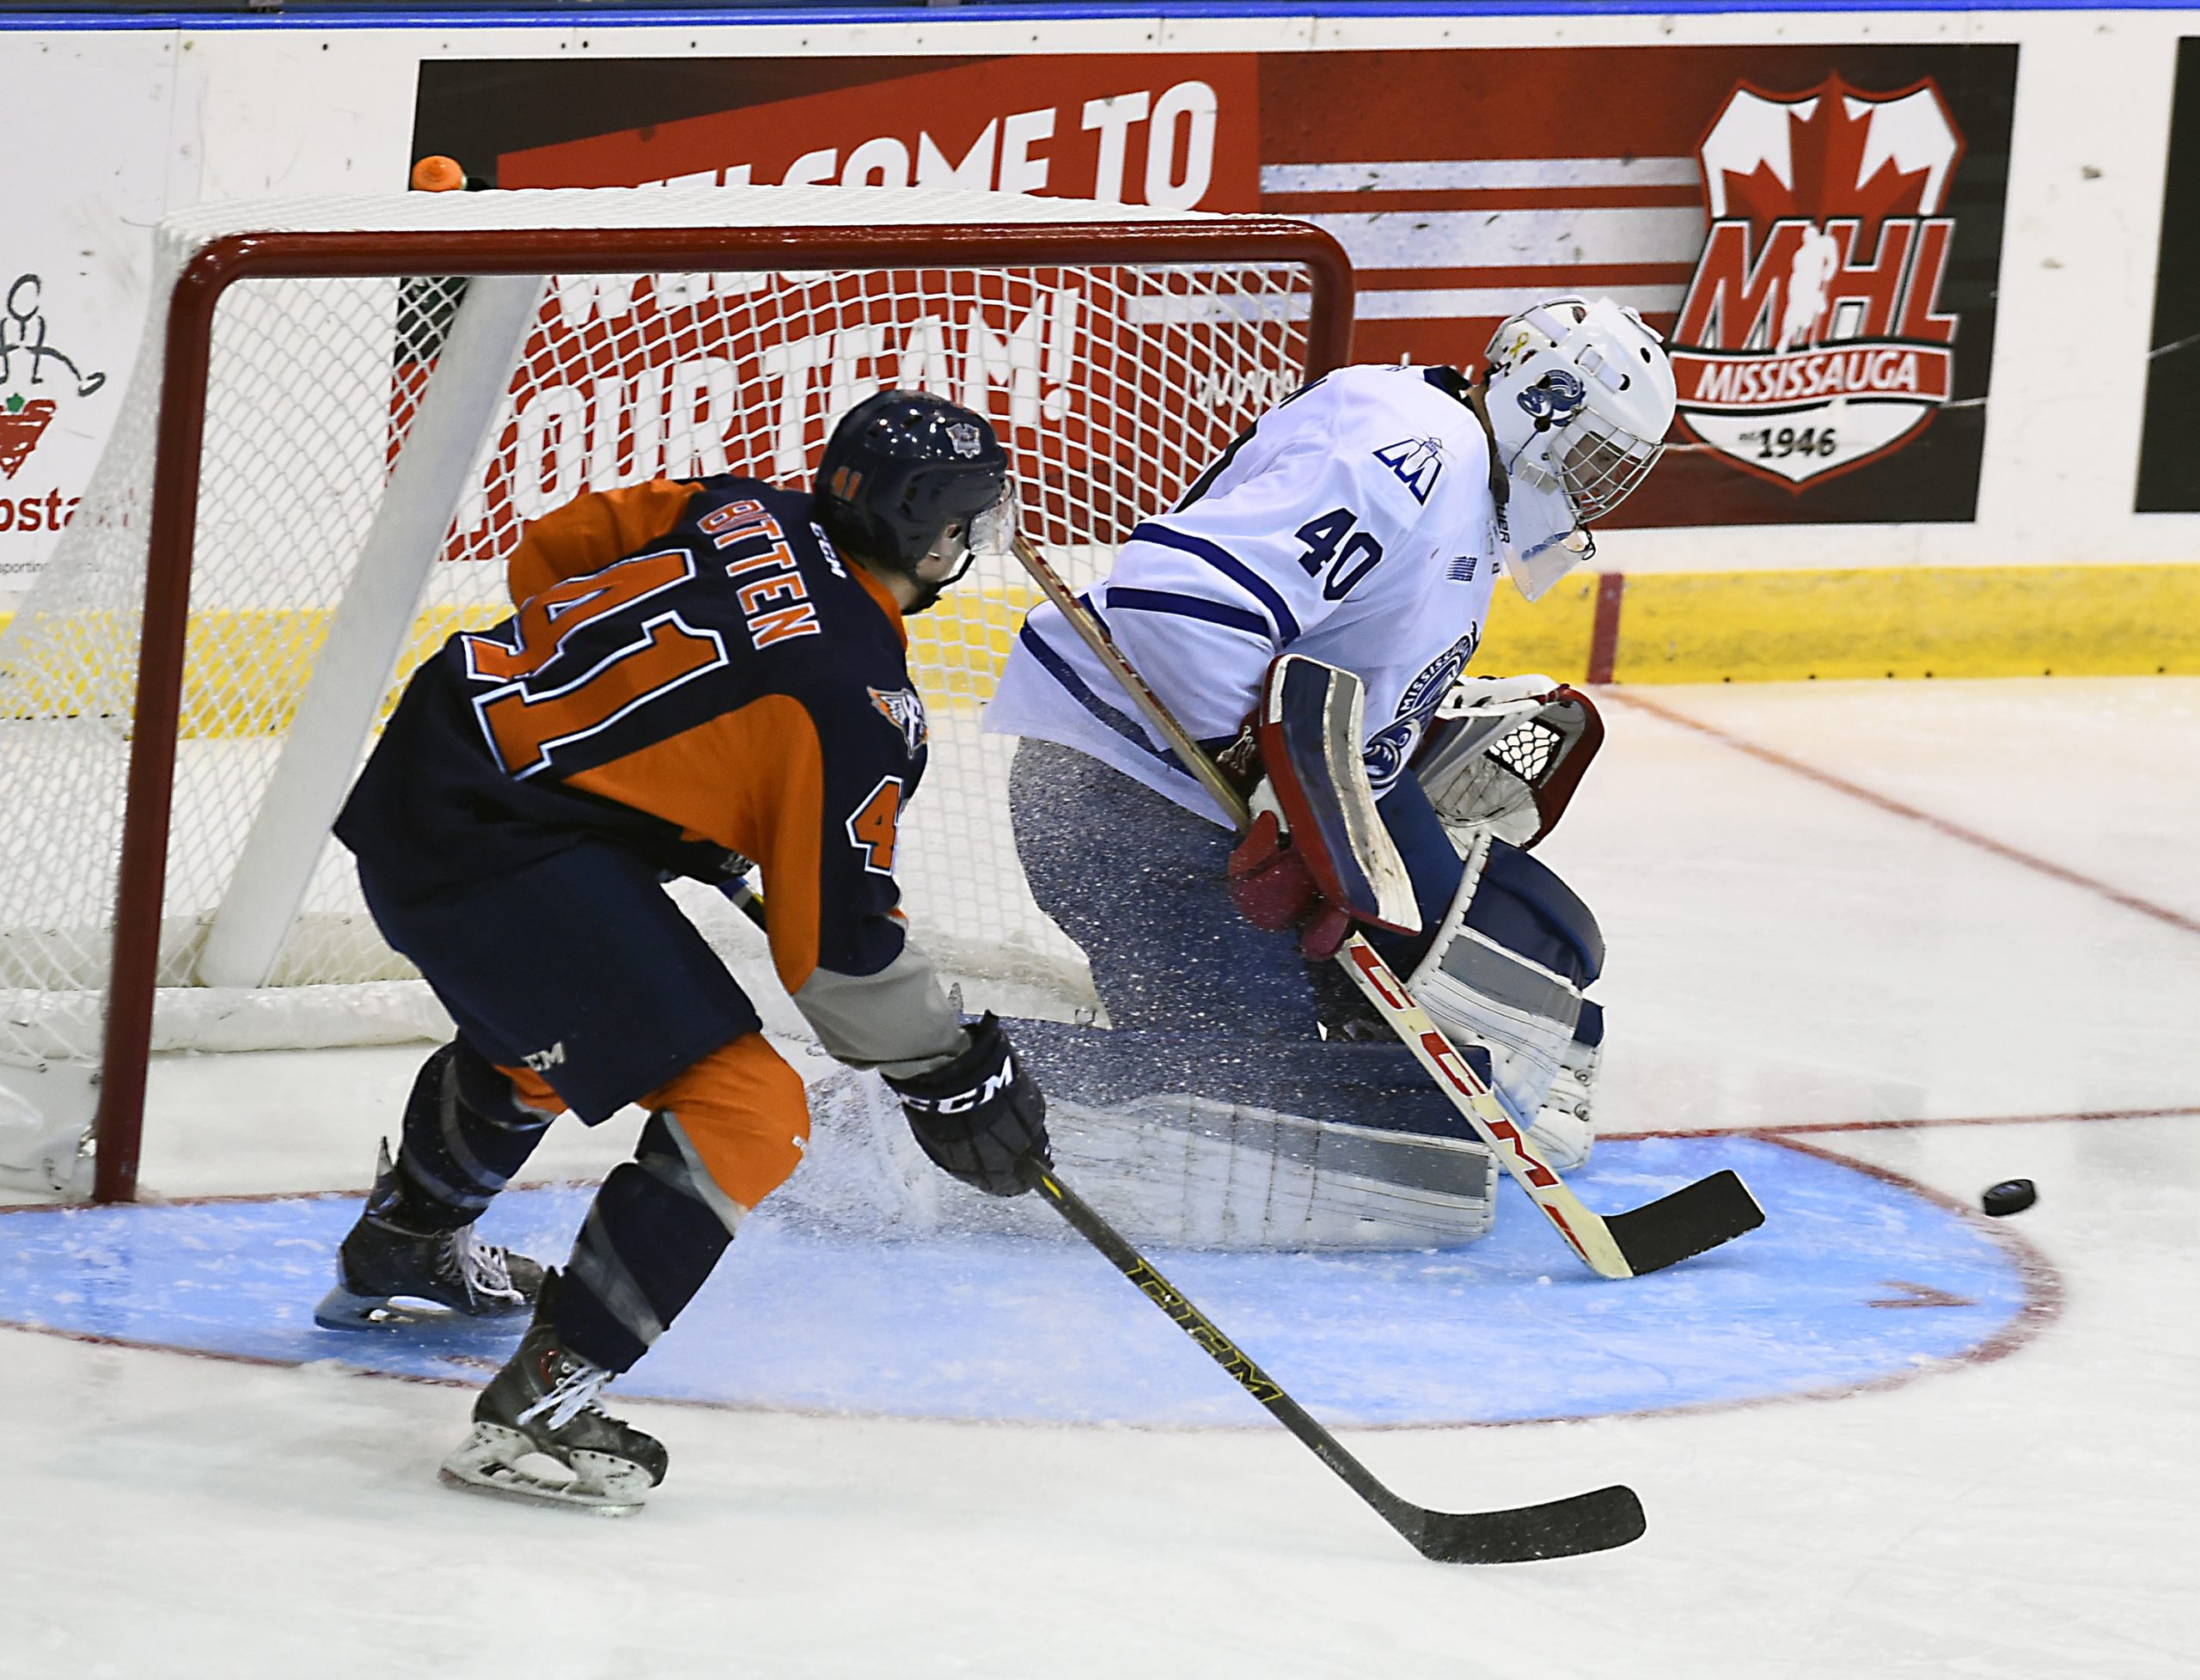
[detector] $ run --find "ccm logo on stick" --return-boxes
[1346,941,1408,1005]
[1418,1033,1561,1190]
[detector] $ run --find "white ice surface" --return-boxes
[3,677,2197,1679]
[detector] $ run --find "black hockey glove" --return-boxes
[883,1012,1049,1198]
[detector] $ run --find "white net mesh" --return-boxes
[1491,718,1564,785]
[0,186,1324,1069]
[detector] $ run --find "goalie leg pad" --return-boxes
[1048,1091,1496,1250]
[1472,840,1604,981]
[1405,834,1604,1121]
[1529,1023,1602,1173]
[1005,1018,1497,1249]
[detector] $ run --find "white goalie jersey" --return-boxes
[986,363,1503,825]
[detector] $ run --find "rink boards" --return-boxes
[0,1133,2052,1428]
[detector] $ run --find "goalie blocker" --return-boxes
[1227,655,1421,960]
[1230,659,1607,1172]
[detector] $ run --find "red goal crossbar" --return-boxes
[92,217,1354,1201]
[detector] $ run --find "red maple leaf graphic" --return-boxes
[0,400,57,480]
[1720,76,1935,235]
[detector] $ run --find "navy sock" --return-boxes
[385,1039,554,1233]
[550,1112,738,1373]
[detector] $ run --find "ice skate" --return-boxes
[314,1141,544,1329]
[439,1274,667,1515]
[1524,1043,1598,1173]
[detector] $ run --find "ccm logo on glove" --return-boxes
[882,1013,1050,1198]
[898,1064,1017,1116]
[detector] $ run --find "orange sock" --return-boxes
[495,1062,566,1116]
[639,1033,810,1212]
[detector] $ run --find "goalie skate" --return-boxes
[439,1276,667,1516]
[1525,1042,1599,1172]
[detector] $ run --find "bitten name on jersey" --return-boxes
[699,498,822,647]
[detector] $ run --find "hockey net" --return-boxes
[0,185,1349,1199]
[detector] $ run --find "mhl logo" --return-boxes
[1671,76,1965,489]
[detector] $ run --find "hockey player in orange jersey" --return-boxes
[318,392,1050,1512]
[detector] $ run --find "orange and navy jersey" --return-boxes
[337,476,938,1014]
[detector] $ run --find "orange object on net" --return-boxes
[410,155,466,192]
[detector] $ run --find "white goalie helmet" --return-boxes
[1482,296,1678,602]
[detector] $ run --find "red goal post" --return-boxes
[0,192,1352,1203]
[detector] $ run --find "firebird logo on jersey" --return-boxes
[1671,76,1965,487]
[869,684,928,756]
[1372,436,1446,504]
[1362,630,1481,792]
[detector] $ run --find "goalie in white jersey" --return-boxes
[985,298,1677,1244]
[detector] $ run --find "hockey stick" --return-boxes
[718,882,1641,1560]
[1024,1158,1646,1562]
[1008,532,1763,1280]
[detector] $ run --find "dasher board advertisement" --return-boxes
[0,32,176,596]
[2137,37,2200,515]
[412,42,2017,531]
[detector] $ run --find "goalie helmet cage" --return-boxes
[0,186,1351,1202]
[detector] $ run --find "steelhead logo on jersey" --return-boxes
[1671,76,1965,489]
[869,684,928,756]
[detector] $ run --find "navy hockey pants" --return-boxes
[355,841,786,1371]
[357,840,761,1126]
[1007,738,1459,1036]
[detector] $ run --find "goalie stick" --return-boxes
[717,881,1639,1561]
[1008,532,1763,1280]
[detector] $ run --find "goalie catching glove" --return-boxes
[883,1012,1050,1197]
[1225,656,1421,961]
[1414,675,1604,850]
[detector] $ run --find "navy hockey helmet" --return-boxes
[815,391,1011,604]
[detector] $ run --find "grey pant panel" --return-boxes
[793,944,968,1077]
[648,1111,750,1235]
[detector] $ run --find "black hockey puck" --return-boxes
[1982,1179,2037,1217]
